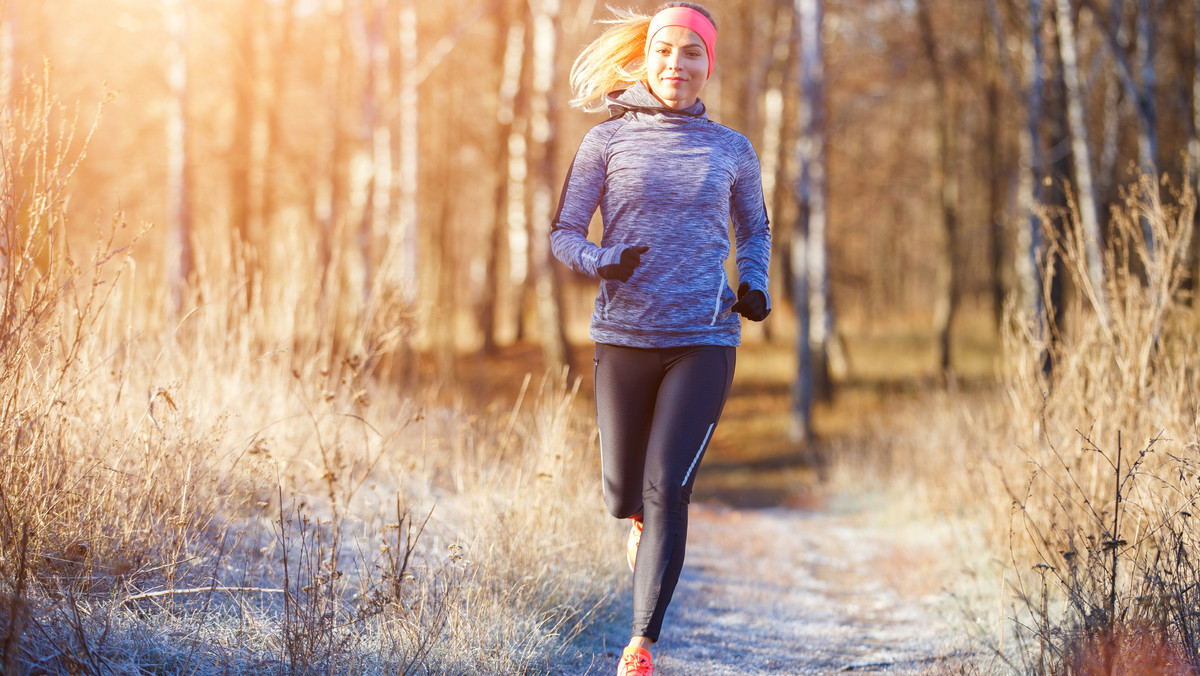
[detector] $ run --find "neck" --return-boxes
[644,81,697,111]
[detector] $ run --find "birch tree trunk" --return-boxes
[396,0,419,308]
[508,14,532,343]
[1053,0,1109,326]
[260,0,297,263]
[1134,0,1158,176]
[791,0,829,443]
[165,0,195,315]
[360,0,392,302]
[482,4,524,354]
[1084,0,1159,251]
[343,1,378,308]
[529,0,573,375]
[1019,0,1049,356]
[990,0,1048,353]
[917,0,961,380]
[761,0,795,311]
[314,0,349,302]
[1134,0,1158,254]
[228,1,258,312]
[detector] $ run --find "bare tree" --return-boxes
[260,0,297,268]
[983,10,1008,331]
[529,0,573,375]
[1133,0,1159,177]
[482,0,525,354]
[1083,0,1160,249]
[396,0,419,307]
[761,0,795,312]
[352,0,390,302]
[917,0,961,380]
[227,0,259,312]
[988,0,1048,351]
[1053,0,1109,326]
[791,0,829,443]
[508,1,534,343]
[313,0,350,303]
[165,0,195,314]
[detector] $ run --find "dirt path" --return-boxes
[561,501,971,675]
[657,503,967,674]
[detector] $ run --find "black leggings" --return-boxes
[593,342,736,641]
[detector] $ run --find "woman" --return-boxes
[550,3,771,674]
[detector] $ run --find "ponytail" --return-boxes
[569,7,652,113]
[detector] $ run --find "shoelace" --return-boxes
[619,650,653,675]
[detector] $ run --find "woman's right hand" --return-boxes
[598,245,650,282]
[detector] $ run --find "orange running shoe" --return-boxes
[617,646,653,676]
[626,516,643,572]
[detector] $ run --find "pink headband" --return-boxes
[646,7,717,79]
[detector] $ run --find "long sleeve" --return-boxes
[548,84,772,348]
[550,123,620,278]
[730,137,773,309]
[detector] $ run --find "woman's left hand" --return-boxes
[731,282,770,322]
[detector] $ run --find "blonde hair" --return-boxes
[569,7,652,113]
[570,3,717,113]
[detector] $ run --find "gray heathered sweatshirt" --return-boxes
[550,82,772,348]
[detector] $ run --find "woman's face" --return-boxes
[645,25,709,110]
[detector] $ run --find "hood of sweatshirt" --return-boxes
[605,81,708,121]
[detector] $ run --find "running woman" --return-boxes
[550,3,771,674]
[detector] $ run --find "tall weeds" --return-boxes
[0,77,620,674]
[996,175,1200,673]
[865,175,1200,674]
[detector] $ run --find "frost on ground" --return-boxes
[557,501,976,675]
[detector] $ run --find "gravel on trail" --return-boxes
[558,501,976,675]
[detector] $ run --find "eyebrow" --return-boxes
[652,39,704,50]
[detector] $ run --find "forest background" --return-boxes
[5,0,1200,672]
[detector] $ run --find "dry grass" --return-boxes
[0,75,622,675]
[854,174,1200,674]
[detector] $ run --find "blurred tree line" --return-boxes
[3,0,1199,437]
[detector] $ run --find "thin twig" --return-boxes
[118,585,286,608]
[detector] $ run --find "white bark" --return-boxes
[529,0,571,372]
[396,0,419,304]
[917,0,960,379]
[1134,0,1158,175]
[313,0,344,293]
[165,0,194,314]
[1054,0,1109,325]
[484,14,525,348]
[1092,0,1158,253]
[791,0,830,442]
[1018,0,1047,336]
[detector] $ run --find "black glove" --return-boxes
[731,282,770,321]
[597,245,650,282]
